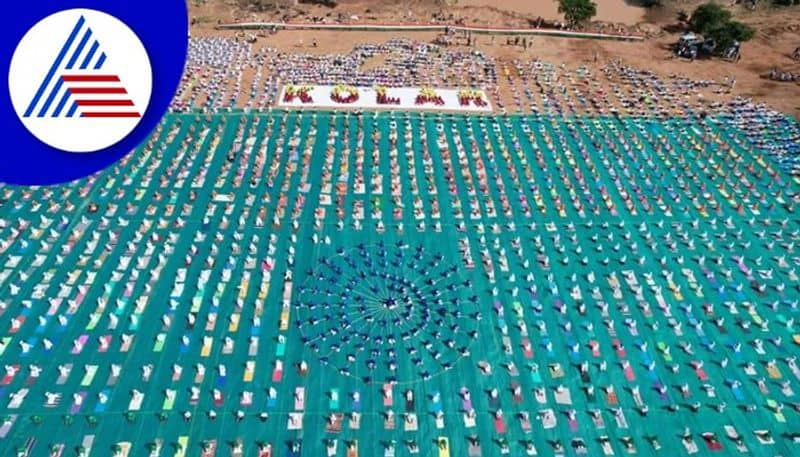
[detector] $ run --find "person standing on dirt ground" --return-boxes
[313,38,318,48]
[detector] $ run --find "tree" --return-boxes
[557,0,598,26]
[707,20,755,51]
[689,3,732,34]
[726,21,755,41]
[687,3,756,56]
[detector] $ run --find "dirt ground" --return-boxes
[188,0,800,117]
[452,0,646,24]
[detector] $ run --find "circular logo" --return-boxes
[8,9,152,153]
[0,0,187,185]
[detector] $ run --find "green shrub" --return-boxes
[556,0,598,26]
[689,3,732,34]
[706,21,754,51]
[688,3,756,55]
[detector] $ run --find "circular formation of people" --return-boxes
[295,242,478,384]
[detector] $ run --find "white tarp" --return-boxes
[277,85,493,112]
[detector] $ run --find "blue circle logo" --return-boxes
[1,0,188,184]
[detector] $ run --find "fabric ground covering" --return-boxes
[0,111,798,457]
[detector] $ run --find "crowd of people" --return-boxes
[767,67,800,82]
[172,37,794,131]
[172,37,498,113]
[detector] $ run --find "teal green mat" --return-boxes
[0,111,798,457]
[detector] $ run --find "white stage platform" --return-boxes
[277,85,493,112]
